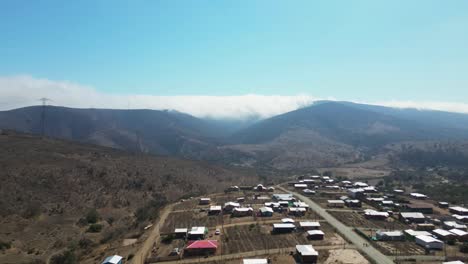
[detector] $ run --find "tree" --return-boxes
[85,209,99,224]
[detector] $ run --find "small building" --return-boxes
[363,186,377,193]
[303,189,316,195]
[415,235,444,250]
[449,206,468,216]
[272,194,295,202]
[243,259,268,264]
[410,193,427,200]
[209,205,222,215]
[174,228,188,238]
[444,221,467,231]
[185,240,218,256]
[376,231,405,241]
[353,182,368,188]
[282,218,296,223]
[232,207,253,217]
[416,223,435,231]
[224,202,241,212]
[381,200,394,208]
[306,230,325,240]
[347,188,365,198]
[432,229,456,241]
[187,226,207,240]
[453,214,468,223]
[267,187,275,192]
[327,200,345,208]
[442,261,465,264]
[259,207,274,217]
[102,255,123,264]
[393,189,405,194]
[273,223,295,233]
[299,221,320,230]
[293,201,309,208]
[405,204,433,214]
[438,202,449,208]
[289,207,307,216]
[404,229,432,239]
[449,229,468,242]
[237,197,245,203]
[364,209,389,220]
[345,199,362,208]
[227,186,240,192]
[295,184,308,189]
[254,184,266,191]
[295,245,318,263]
[199,198,211,205]
[400,212,425,223]
[279,201,290,207]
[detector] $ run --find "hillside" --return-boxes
[0,131,257,263]
[0,106,226,159]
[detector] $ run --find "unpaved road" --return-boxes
[279,187,395,264]
[131,203,174,264]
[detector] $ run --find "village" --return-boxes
[101,175,468,264]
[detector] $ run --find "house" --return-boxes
[438,202,449,208]
[273,194,295,202]
[187,226,207,240]
[416,224,435,231]
[363,186,377,193]
[273,223,295,233]
[345,199,362,208]
[209,206,222,215]
[282,218,295,223]
[259,207,274,217]
[404,229,432,239]
[405,204,433,214]
[295,184,308,189]
[303,189,316,195]
[184,240,218,256]
[381,200,394,208]
[449,206,468,216]
[393,189,405,194]
[243,259,268,264]
[174,228,188,238]
[279,201,290,207]
[327,200,345,208]
[353,182,368,188]
[410,193,427,200]
[232,207,253,217]
[223,202,240,212]
[453,214,468,223]
[199,198,211,205]
[364,209,389,220]
[376,231,405,241]
[254,184,266,191]
[400,212,425,223]
[432,229,456,241]
[299,221,320,230]
[306,230,325,240]
[289,207,307,216]
[449,229,468,242]
[237,197,245,203]
[102,255,123,264]
[227,186,240,192]
[449,228,468,242]
[295,245,318,263]
[347,188,365,198]
[444,221,467,230]
[415,235,444,250]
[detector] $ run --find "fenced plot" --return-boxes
[329,211,409,229]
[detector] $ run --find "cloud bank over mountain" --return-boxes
[1,75,468,119]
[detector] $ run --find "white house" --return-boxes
[415,235,443,250]
[243,259,268,264]
[299,221,320,230]
[449,206,468,216]
[102,255,123,264]
[444,221,467,231]
[376,231,405,241]
[410,193,427,199]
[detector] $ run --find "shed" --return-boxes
[209,205,222,215]
[444,221,467,231]
[404,229,432,238]
[327,200,345,208]
[410,193,427,200]
[432,229,456,241]
[199,198,211,205]
[243,259,268,264]
[289,207,307,216]
[376,230,405,241]
[400,212,425,223]
[345,199,362,208]
[282,218,295,223]
[232,207,253,217]
[438,202,449,208]
[299,221,320,230]
[449,206,468,216]
[295,245,318,263]
[303,189,316,195]
[174,228,188,238]
[295,184,308,189]
[306,230,325,240]
[259,207,274,217]
[364,209,389,220]
[102,255,123,264]
[273,223,295,233]
[405,204,433,214]
[450,228,468,242]
[224,202,241,212]
[187,226,207,240]
[415,235,443,250]
[416,223,435,231]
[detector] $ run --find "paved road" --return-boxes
[151,244,354,264]
[131,203,174,264]
[279,187,395,264]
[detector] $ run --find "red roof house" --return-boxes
[185,240,218,256]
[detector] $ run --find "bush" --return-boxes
[460,243,468,253]
[0,240,11,250]
[85,209,99,224]
[78,238,94,249]
[87,224,103,233]
[161,234,175,244]
[50,250,76,264]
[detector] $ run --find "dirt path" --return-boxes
[279,187,395,264]
[130,203,175,264]
[152,244,354,264]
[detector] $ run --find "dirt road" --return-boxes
[279,187,395,264]
[131,203,175,264]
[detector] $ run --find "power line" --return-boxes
[38,98,52,137]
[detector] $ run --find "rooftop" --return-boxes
[415,235,442,244]
[102,255,123,264]
[296,245,318,256]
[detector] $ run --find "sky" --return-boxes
[1,0,468,119]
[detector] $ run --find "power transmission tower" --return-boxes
[38,98,52,137]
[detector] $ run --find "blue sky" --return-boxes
[1,0,468,117]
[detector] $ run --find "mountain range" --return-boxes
[1,101,468,169]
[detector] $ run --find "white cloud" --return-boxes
[1,75,468,120]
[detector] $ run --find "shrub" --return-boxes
[0,240,11,250]
[460,243,468,253]
[50,250,76,264]
[161,234,175,244]
[85,209,99,224]
[78,238,94,249]
[87,224,103,233]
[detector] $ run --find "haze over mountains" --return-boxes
[1,101,468,169]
